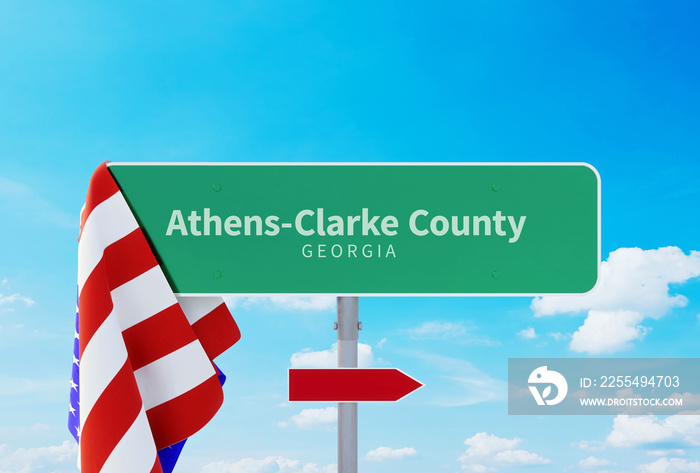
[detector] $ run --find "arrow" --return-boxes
[289,368,423,402]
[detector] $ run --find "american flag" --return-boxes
[69,162,240,473]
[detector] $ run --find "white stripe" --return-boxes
[78,193,139,293]
[79,311,128,428]
[134,341,215,410]
[111,267,178,330]
[176,296,224,324]
[100,408,157,473]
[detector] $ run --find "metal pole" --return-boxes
[337,297,358,473]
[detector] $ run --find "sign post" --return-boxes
[337,297,358,473]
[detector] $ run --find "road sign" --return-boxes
[288,368,424,402]
[109,163,599,295]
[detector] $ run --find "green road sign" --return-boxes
[109,163,599,295]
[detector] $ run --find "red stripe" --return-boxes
[80,162,120,237]
[79,229,157,358]
[102,229,158,290]
[191,303,241,360]
[122,304,198,371]
[146,373,224,450]
[151,456,164,473]
[80,362,142,473]
[79,260,114,358]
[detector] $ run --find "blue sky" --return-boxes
[1,1,700,472]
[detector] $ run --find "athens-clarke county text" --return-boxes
[165,208,527,259]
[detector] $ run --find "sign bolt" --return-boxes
[212,183,222,192]
[213,270,222,279]
[491,270,501,279]
[492,183,501,192]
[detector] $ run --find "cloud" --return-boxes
[647,450,687,457]
[364,446,417,462]
[571,440,606,452]
[569,310,648,354]
[278,407,337,430]
[0,279,35,312]
[532,247,700,319]
[0,177,76,230]
[202,456,336,473]
[579,456,613,468]
[606,415,700,448]
[457,432,550,472]
[406,321,499,345]
[637,457,700,473]
[408,321,467,339]
[531,247,700,354]
[290,343,374,368]
[406,351,506,407]
[224,296,335,312]
[0,441,77,473]
[516,327,536,340]
[376,338,386,350]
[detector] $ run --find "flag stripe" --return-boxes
[79,313,129,425]
[80,362,142,473]
[145,373,224,450]
[100,409,159,473]
[101,229,158,289]
[80,168,120,237]
[78,193,139,292]
[111,267,178,331]
[134,341,216,410]
[176,297,225,324]
[78,263,116,358]
[191,303,242,360]
[122,304,197,371]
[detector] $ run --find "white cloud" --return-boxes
[516,327,536,340]
[224,296,335,312]
[547,332,567,341]
[569,310,648,354]
[406,321,499,345]
[606,415,700,448]
[532,247,700,354]
[202,456,336,473]
[279,407,337,431]
[376,338,386,350]
[408,351,506,407]
[0,279,34,311]
[0,441,77,473]
[571,440,606,452]
[458,432,550,472]
[647,450,687,457]
[667,394,700,408]
[408,321,467,339]
[532,247,700,319]
[0,177,76,230]
[364,446,417,462]
[290,343,374,368]
[637,457,700,473]
[579,456,612,468]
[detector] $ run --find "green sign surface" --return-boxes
[109,163,599,295]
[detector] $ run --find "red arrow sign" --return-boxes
[289,368,423,402]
